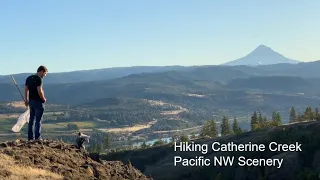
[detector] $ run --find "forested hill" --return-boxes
[2,69,320,116]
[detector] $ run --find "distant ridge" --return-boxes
[223,45,301,66]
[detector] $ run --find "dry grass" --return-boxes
[143,99,188,116]
[56,121,94,128]
[103,125,151,133]
[0,154,63,180]
[100,120,157,133]
[42,123,65,130]
[6,101,26,109]
[0,114,19,119]
[160,109,187,115]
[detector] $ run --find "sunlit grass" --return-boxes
[56,121,94,128]
[0,154,63,180]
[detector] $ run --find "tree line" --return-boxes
[250,110,281,131]
[201,106,320,138]
[289,106,320,123]
[201,116,243,138]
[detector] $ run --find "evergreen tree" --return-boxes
[315,108,320,121]
[272,111,281,126]
[263,116,267,124]
[220,116,231,136]
[310,107,314,120]
[201,120,218,138]
[141,141,147,148]
[153,139,165,146]
[104,136,110,150]
[258,110,264,129]
[201,120,210,137]
[232,116,242,135]
[94,143,102,153]
[250,111,259,131]
[209,120,219,138]
[170,136,175,143]
[276,112,282,126]
[179,135,189,142]
[91,143,97,153]
[304,107,309,121]
[289,107,297,123]
[272,111,277,122]
[304,107,314,121]
[262,116,270,128]
[298,113,304,122]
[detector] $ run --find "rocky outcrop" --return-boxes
[265,152,300,180]
[0,139,151,180]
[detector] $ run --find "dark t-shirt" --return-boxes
[25,74,43,102]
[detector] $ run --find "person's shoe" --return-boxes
[35,138,43,141]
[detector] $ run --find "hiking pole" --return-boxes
[10,75,26,103]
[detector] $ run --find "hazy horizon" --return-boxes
[1,0,320,74]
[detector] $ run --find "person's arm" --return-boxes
[24,85,29,106]
[37,86,46,102]
[36,78,46,103]
[24,78,29,107]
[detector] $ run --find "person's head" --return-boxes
[37,65,48,78]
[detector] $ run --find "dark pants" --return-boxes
[28,99,45,140]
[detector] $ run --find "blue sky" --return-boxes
[0,0,319,74]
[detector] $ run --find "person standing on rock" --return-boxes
[24,65,48,141]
